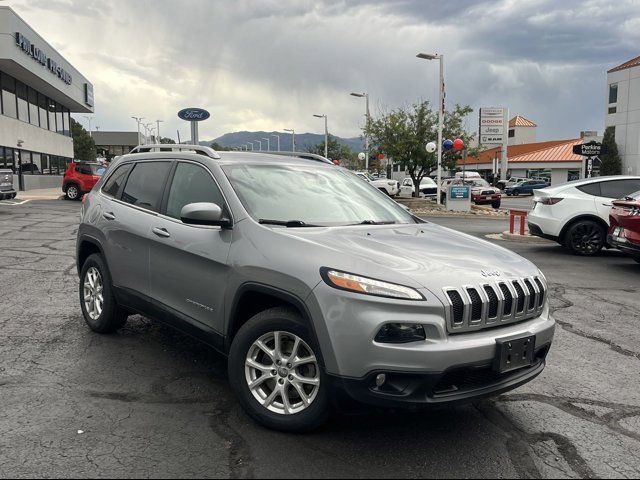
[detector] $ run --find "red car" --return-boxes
[62,162,107,200]
[608,190,640,264]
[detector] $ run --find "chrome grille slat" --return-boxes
[442,276,547,334]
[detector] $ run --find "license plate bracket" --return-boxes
[494,334,535,373]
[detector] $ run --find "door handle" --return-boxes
[602,203,613,207]
[152,227,171,238]
[103,212,116,220]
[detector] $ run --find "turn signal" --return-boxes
[537,197,563,205]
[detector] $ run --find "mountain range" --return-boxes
[202,131,364,153]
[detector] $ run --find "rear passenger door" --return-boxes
[148,161,232,335]
[100,160,173,301]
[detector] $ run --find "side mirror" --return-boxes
[180,202,231,227]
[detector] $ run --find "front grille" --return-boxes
[443,276,547,334]
[481,190,495,196]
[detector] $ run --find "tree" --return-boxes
[305,135,356,164]
[71,118,96,162]
[364,101,475,197]
[159,137,176,144]
[210,142,230,151]
[599,127,622,176]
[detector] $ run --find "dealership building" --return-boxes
[0,6,94,190]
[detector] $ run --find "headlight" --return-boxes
[321,268,424,300]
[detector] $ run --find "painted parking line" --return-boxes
[0,199,30,206]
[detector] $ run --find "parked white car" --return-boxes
[355,171,399,196]
[399,177,438,198]
[528,176,640,255]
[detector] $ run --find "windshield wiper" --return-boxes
[354,220,397,225]
[259,219,320,228]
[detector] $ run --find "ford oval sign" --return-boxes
[178,108,210,122]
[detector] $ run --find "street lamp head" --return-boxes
[350,92,366,98]
[417,53,439,60]
[313,114,326,119]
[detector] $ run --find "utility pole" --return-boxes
[132,116,144,145]
[271,134,280,151]
[156,120,163,142]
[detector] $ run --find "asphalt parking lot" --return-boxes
[1,200,639,478]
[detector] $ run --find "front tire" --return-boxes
[492,201,501,209]
[79,254,128,333]
[65,184,80,201]
[228,307,329,432]
[564,220,606,256]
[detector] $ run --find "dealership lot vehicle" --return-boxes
[0,168,16,200]
[608,190,640,263]
[440,178,502,208]
[399,176,438,198]
[76,145,554,432]
[528,176,640,255]
[505,180,549,196]
[497,177,528,191]
[63,162,107,200]
[355,171,399,196]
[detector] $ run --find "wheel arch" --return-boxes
[76,235,107,276]
[226,283,325,366]
[559,214,609,243]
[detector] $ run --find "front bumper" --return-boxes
[328,344,550,408]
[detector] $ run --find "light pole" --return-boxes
[262,137,271,152]
[246,143,254,151]
[350,92,370,169]
[144,123,154,144]
[313,114,328,158]
[132,116,144,145]
[253,140,262,151]
[284,128,295,153]
[271,134,280,151]
[417,52,445,205]
[82,115,94,138]
[156,120,164,142]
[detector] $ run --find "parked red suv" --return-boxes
[62,162,107,200]
[608,190,640,264]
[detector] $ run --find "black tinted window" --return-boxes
[600,179,640,199]
[577,182,601,196]
[166,163,225,220]
[121,162,172,212]
[75,164,92,175]
[102,164,132,198]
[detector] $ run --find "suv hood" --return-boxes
[274,222,538,290]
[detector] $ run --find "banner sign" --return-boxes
[479,108,507,146]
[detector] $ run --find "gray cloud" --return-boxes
[7,0,639,142]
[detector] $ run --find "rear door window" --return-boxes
[599,179,640,199]
[121,161,172,212]
[577,182,601,197]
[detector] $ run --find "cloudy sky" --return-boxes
[5,0,640,142]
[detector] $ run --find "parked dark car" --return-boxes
[0,169,17,200]
[505,180,549,196]
[608,191,640,264]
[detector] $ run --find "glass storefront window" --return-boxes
[28,87,39,127]
[32,152,44,175]
[1,73,17,119]
[16,81,29,123]
[48,100,57,132]
[63,108,70,137]
[56,103,64,135]
[38,93,48,130]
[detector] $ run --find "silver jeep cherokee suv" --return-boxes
[76,144,555,432]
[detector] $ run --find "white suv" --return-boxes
[355,171,399,196]
[528,176,640,255]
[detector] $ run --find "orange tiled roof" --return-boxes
[457,140,574,166]
[509,115,537,128]
[508,139,583,163]
[608,55,640,73]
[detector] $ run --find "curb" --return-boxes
[16,195,66,201]
[486,232,554,244]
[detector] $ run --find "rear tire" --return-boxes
[513,189,521,196]
[228,307,329,432]
[564,220,606,256]
[79,253,128,333]
[65,184,81,201]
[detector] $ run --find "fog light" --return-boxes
[375,323,426,344]
[375,374,387,387]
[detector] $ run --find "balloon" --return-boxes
[426,142,437,153]
[358,152,366,161]
[453,138,465,151]
[332,159,340,165]
[378,153,385,160]
[443,139,454,151]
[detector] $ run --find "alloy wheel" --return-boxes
[245,331,320,415]
[570,223,603,255]
[83,267,104,320]
[67,186,78,199]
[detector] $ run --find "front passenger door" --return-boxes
[148,161,232,335]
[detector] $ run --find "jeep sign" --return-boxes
[178,108,210,122]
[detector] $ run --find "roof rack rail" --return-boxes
[130,144,221,159]
[244,151,334,165]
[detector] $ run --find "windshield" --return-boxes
[466,179,490,187]
[223,164,416,226]
[357,172,375,182]
[420,177,436,186]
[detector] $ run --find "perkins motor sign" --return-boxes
[572,141,607,157]
[15,33,72,85]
